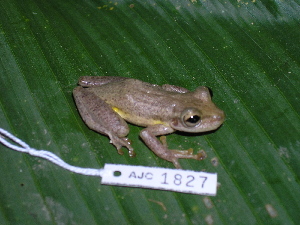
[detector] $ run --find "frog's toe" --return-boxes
[117,148,124,155]
[171,159,182,169]
[110,136,135,157]
[170,148,193,158]
[195,150,207,160]
[172,148,206,161]
[128,149,136,157]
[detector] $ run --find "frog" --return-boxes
[73,76,225,168]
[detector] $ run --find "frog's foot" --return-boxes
[159,136,207,168]
[109,136,136,157]
[167,149,207,168]
[170,149,207,160]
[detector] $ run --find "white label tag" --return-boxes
[101,164,217,196]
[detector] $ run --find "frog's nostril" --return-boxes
[212,112,225,123]
[212,115,220,120]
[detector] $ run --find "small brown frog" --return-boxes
[73,76,225,168]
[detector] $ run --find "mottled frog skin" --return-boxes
[73,76,225,168]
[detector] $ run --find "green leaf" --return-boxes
[1,0,299,224]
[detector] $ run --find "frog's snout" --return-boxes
[210,110,225,129]
[214,110,225,122]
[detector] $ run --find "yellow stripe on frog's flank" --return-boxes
[112,107,121,114]
[152,120,165,125]
[112,107,167,126]
[112,107,128,118]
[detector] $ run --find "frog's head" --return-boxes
[170,86,225,133]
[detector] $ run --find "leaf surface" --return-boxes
[0,0,299,224]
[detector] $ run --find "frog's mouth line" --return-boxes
[199,115,225,131]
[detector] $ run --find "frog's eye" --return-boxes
[182,108,201,127]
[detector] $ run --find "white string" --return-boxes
[0,128,105,177]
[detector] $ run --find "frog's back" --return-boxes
[88,78,186,126]
[90,78,164,100]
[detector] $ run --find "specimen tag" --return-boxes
[0,128,217,195]
[101,164,217,195]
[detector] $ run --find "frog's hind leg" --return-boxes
[78,76,128,87]
[73,86,135,157]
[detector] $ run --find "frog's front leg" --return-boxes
[73,86,135,157]
[140,125,205,168]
